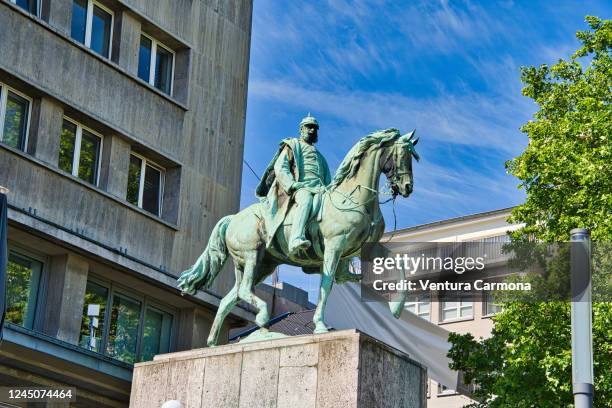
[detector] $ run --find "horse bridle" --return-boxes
[328,140,414,210]
[381,142,412,197]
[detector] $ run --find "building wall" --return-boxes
[0,1,253,405]
[0,0,252,290]
[385,208,521,408]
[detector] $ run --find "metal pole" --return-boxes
[570,228,593,408]
[88,318,95,351]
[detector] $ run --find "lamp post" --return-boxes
[87,304,100,351]
[570,228,593,408]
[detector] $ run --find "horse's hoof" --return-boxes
[181,288,196,296]
[313,325,329,334]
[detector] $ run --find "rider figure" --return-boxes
[255,114,331,255]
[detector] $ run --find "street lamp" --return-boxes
[570,229,593,408]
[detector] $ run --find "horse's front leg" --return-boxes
[313,238,343,334]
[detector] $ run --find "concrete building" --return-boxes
[384,207,521,408]
[0,0,253,406]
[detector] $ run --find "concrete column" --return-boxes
[176,308,215,350]
[162,166,181,224]
[113,11,141,75]
[42,0,73,36]
[99,134,130,199]
[28,97,63,166]
[42,253,89,345]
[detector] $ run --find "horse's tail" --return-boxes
[177,215,233,295]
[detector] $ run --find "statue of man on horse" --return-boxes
[255,114,331,255]
[178,117,420,346]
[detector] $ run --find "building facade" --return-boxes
[0,0,253,406]
[384,208,521,408]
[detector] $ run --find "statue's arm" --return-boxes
[322,156,332,185]
[273,147,297,193]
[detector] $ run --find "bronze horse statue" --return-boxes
[178,128,419,346]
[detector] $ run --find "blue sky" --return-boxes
[239,0,611,301]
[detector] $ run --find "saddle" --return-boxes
[261,191,360,283]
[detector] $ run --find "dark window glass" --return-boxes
[90,5,112,57]
[126,155,142,206]
[15,0,38,14]
[154,45,173,95]
[71,0,87,44]
[138,36,152,82]
[142,165,161,216]
[59,120,77,174]
[140,306,172,361]
[6,252,42,329]
[79,281,108,352]
[78,129,101,184]
[2,91,29,151]
[106,293,141,364]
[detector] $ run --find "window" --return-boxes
[106,292,141,363]
[141,306,173,362]
[9,0,39,15]
[79,280,108,352]
[79,280,174,363]
[404,294,431,321]
[58,118,102,185]
[481,234,511,243]
[127,153,164,216]
[483,291,503,316]
[71,0,113,58]
[138,34,174,95]
[437,383,457,396]
[0,84,31,151]
[440,297,473,322]
[6,251,43,329]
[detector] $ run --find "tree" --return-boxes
[507,16,611,243]
[447,16,611,407]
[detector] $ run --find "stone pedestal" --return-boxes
[129,329,427,408]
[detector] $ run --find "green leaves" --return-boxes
[449,16,612,407]
[507,16,611,242]
[449,302,611,407]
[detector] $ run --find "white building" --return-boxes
[383,207,521,407]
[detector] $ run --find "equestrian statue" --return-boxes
[178,114,419,346]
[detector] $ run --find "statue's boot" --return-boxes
[289,196,312,255]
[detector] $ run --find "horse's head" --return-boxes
[382,130,420,197]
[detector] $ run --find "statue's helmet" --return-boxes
[299,113,319,129]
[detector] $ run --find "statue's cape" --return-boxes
[255,138,331,245]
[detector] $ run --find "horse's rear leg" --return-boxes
[238,251,270,328]
[207,267,241,346]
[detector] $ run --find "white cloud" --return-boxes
[249,79,529,155]
[241,0,610,296]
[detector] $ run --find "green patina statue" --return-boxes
[178,115,419,346]
[256,114,331,256]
